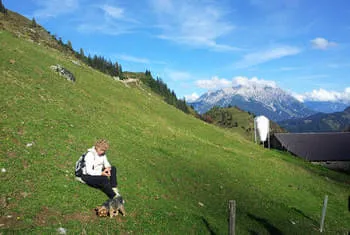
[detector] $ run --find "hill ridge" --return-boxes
[278,106,350,132]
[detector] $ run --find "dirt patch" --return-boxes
[7,151,17,158]
[63,209,96,223]
[0,212,25,229]
[1,207,127,230]
[10,137,20,145]
[34,206,61,226]
[17,127,25,136]
[40,149,47,156]
[22,159,29,169]
[35,207,118,226]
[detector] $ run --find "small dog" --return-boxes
[106,195,126,217]
[96,196,126,217]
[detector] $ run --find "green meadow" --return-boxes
[1,30,349,234]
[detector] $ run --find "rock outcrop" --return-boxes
[50,64,76,82]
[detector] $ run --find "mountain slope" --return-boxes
[278,106,350,133]
[304,101,350,113]
[0,9,68,52]
[202,106,287,140]
[1,12,350,234]
[190,84,315,122]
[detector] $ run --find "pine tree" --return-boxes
[114,62,120,77]
[31,17,37,28]
[79,48,85,59]
[118,65,125,79]
[58,37,63,46]
[87,54,92,66]
[0,0,7,14]
[67,40,73,51]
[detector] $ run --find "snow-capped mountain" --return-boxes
[189,84,316,122]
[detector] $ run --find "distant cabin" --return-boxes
[271,132,350,173]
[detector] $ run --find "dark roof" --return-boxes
[273,132,350,161]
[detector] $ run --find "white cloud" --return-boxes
[310,37,337,50]
[195,76,276,90]
[184,92,199,102]
[33,0,79,18]
[295,88,350,102]
[99,4,139,24]
[100,5,124,19]
[151,0,173,13]
[234,46,301,68]
[150,0,238,51]
[292,93,305,102]
[233,76,277,88]
[78,23,132,35]
[77,3,139,35]
[117,54,150,64]
[115,54,166,66]
[195,76,232,89]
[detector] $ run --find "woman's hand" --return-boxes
[102,168,111,176]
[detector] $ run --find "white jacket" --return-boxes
[83,147,111,176]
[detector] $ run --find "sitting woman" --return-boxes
[81,139,119,199]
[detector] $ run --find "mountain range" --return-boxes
[278,106,350,132]
[189,82,350,124]
[303,101,349,113]
[189,83,316,121]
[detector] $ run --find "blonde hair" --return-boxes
[95,139,109,151]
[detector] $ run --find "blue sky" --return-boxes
[5,0,350,102]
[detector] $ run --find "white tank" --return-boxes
[254,116,270,142]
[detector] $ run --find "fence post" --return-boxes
[320,195,328,232]
[229,200,236,235]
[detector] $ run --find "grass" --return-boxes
[203,106,287,141]
[1,29,350,235]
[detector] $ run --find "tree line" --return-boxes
[55,38,124,79]
[142,70,189,114]
[0,0,7,14]
[78,52,124,79]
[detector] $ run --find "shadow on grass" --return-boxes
[248,213,283,235]
[304,163,350,185]
[248,230,259,235]
[276,150,350,185]
[201,217,216,235]
[291,207,318,226]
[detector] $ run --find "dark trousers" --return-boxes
[82,166,117,199]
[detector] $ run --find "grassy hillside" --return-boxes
[203,106,286,141]
[1,24,350,235]
[0,10,69,53]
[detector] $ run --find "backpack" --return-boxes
[75,152,87,177]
